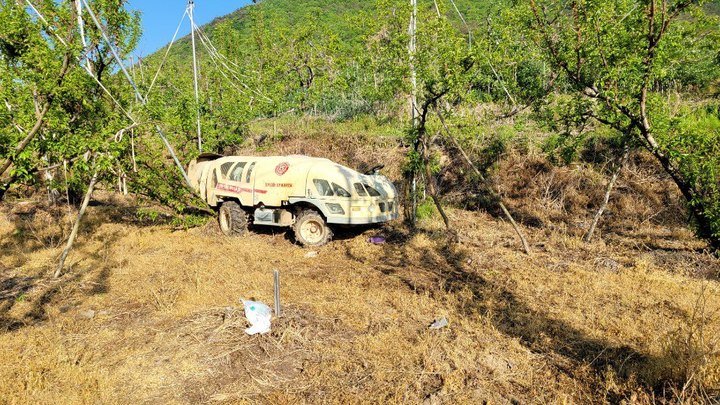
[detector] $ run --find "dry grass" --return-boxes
[1,117,719,403]
[0,198,719,404]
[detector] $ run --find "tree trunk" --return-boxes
[0,103,51,180]
[640,130,719,250]
[584,145,630,242]
[436,111,531,255]
[0,28,74,188]
[55,170,98,278]
[422,147,450,230]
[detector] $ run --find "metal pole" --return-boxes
[409,0,418,224]
[188,0,203,152]
[75,0,91,73]
[273,270,281,317]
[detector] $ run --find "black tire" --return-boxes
[293,209,333,247]
[218,201,248,236]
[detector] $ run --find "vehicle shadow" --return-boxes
[245,221,380,245]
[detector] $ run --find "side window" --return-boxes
[313,179,334,196]
[364,184,382,197]
[354,183,368,197]
[245,162,256,183]
[332,183,351,198]
[229,163,246,182]
[220,162,234,178]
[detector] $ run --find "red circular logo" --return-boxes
[275,162,289,176]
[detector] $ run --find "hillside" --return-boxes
[2,119,719,403]
[138,0,515,123]
[161,0,505,60]
[2,0,720,403]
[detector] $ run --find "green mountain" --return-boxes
[140,0,508,120]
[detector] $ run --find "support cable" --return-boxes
[81,0,145,103]
[193,22,273,102]
[448,0,515,105]
[24,0,192,193]
[83,65,135,122]
[194,26,248,92]
[81,0,193,189]
[145,10,187,100]
[137,56,146,85]
[195,31,249,96]
[24,0,67,46]
[25,1,134,123]
[75,0,91,73]
[448,0,472,49]
[194,25,251,79]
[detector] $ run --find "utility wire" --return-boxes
[81,0,193,189]
[193,23,273,102]
[145,10,187,100]
[24,0,67,46]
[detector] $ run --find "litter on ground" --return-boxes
[241,299,272,335]
[429,317,449,329]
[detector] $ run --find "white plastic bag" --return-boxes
[241,299,272,335]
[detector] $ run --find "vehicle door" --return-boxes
[306,166,353,218]
[244,161,257,204]
[198,163,212,201]
[224,161,247,203]
[206,164,223,206]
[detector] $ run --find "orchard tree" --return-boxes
[523,0,720,248]
[364,0,533,253]
[0,0,141,201]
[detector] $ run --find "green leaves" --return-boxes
[0,0,141,199]
[524,0,720,246]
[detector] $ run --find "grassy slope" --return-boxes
[1,117,719,403]
[148,0,502,70]
[1,1,719,402]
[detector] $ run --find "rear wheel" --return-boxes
[293,209,332,247]
[219,201,248,236]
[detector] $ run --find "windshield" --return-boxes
[364,184,382,197]
[332,183,351,197]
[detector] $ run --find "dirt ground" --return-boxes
[1,117,719,403]
[0,195,718,404]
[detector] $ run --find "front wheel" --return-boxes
[219,201,248,236]
[293,209,333,247]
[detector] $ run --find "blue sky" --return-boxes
[126,0,253,56]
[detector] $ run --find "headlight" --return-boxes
[326,203,345,215]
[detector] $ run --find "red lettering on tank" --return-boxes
[216,183,267,194]
[265,182,294,188]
